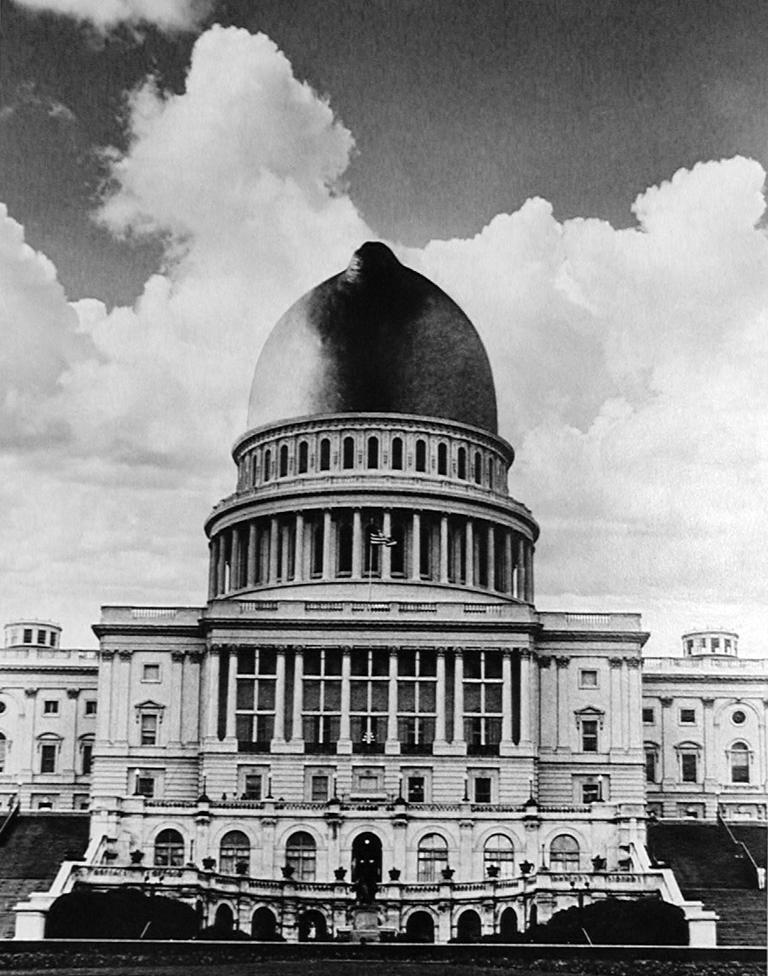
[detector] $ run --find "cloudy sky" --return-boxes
[1,0,767,655]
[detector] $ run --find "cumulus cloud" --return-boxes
[11,0,211,32]
[0,23,765,654]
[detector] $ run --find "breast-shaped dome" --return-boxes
[247,242,498,433]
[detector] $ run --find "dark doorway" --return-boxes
[499,906,518,942]
[405,910,435,942]
[456,909,482,942]
[251,906,277,940]
[298,909,327,942]
[351,831,382,885]
[213,903,234,933]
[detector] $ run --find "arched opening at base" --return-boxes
[405,910,435,943]
[251,906,277,941]
[456,908,482,942]
[297,909,327,942]
[213,903,234,933]
[499,906,518,942]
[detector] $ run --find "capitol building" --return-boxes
[6,244,766,944]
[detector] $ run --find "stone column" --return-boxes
[660,697,674,793]
[439,514,449,583]
[206,647,220,740]
[115,649,131,745]
[526,544,534,602]
[501,648,513,745]
[609,658,623,753]
[452,648,464,744]
[465,519,474,586]
[435,647,447,745]
[392,817,407,877]
[410,511,421,580]
[169,651,184,745]
[269,517,279,583]
[487,525,496,590]
[292,646,304,744]
[273,646,286,742]
[352,508,363,579]
[225,647,238,740]
[506,529,514,596]
[339,646,351,747]
[322,509,332,579]
[247,522,257,586]
[459,819,473,882]
[555,656,570,752]
[519,649,533,748]
[702,697,716,794]
[280,524,291,582]
[231,528,241,590]
[382,510,393,580]
[208,539,217,599]
[626,658,642,755]
[216,533,227,595]
[516,537,526,601]
[386,646,398,746]
[293,512,304,583]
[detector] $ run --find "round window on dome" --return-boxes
[732,710,746,725]
[0,701,5,714]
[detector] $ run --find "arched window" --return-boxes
[279,445,289,477]
[457,447,466,480]
[263,449,272,482]
[319,438,331,471]
[367,436,379,469]
[391,437,403,470]
[154,828,184,867]
[219,830,250,875]
[415,439,427,472]
[730,741,750,783]
[286,830,316,881]
[473,451,482,484]
[298,441,309,474]
[343,436,355,469]
[549,834,580,871]
[484,833,515,878]
[437,443,447,475]
[416,833,448,882]
[0,733,6,774]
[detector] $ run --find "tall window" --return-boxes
[437,442,447,475]
[417,833,448,881]
[464,650,503,752]
[220,830,250,875]
[286,831,316,881]
[0,733,6,773]
[350,648,388,751]
[154,829,184,867]
[457,447,466,480]
[645,746,659,783]
[391,437,403,470]
[550,834,580,871]
[319,438,331,470]
[336,517,353,576]
[39,738,58,773]
[367,436,379,468]
[484,834,515,878]
[730,742,750,783]
[473,451,482,484]
[263,448,272,482]
[581,720,599,753]
[343,436,355,469]
[140,713,158,745]
[236,646,277,747]
[679,749,699,783]
[303,648,341,751]
[279,444,289,477]
[415,439,427,472]
[397,648,436,753]
[81,738,93,775]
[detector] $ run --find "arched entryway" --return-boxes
[499,906,518,942]
[456,909,482,942]
[405,910,435,943]
[251,906,277,941]
[213,903,234,933]
[351,831,382,885]
[297,909,327,942]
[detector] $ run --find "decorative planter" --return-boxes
[591,855,607,872]
[202,857,216,871]
[519,860,534,876]
[388,868,401,881]
[129,850,145,864]
[281,864,295,879]
[441,867,454,881]
[486,864,500,878]
[334,866,347,881]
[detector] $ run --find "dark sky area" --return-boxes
[2,0,768,304]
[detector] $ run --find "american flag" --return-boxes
[369,530,397,547]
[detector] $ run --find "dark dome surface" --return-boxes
[247,242,498,433]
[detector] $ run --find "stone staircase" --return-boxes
[0,813,90,938]
[682,888,766,946]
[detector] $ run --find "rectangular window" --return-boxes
[582,782,601,804]
[680,708,696,725]
[43,700,59,715]
[581,720,599,752]
[579,669,598,688]
[474,777,492,804]
[142,664,160,682]
[681,753,698,782]
[135,775,155,797]
[49,632,57,647]
[243,773,262,799]
[37,629,46,645]
[40,744,56,773]
[642,707,655,724]
[81,743,93,775]
[310,774,329,802]
[23,629,32,644]
[140,713,158,745]
[645,750,657,783]
[407,775,425,803]
[85,700,97,716]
